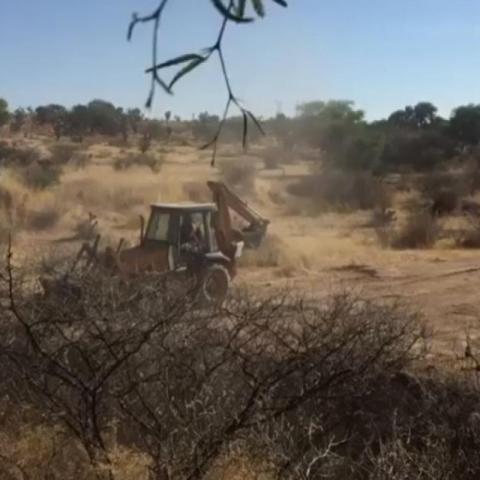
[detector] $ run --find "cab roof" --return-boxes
[150,202,217,212]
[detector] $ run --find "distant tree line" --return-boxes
[0,98,174,142]
[277,100,480,173]
[2,96,480,172]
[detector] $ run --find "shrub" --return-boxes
[0,141,13,162]
[418,172,467,216]
[26,206,60,231]
[456,216,480,248]
[0,258,428,480]
[288,169,391,212]
[138,133,152,153]
[371,207,397,247]
[49,143,81,165]
[0,144,45,167]
[380,129,454,172]
[20,162,61,190]
[390,211,439,249]
[6,253,480,479]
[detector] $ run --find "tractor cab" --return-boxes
[116,202,241,277]
[143,203,220,266]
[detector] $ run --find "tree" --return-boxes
[164,110,172,140]
[35,104,68,139]
[0,98,9,127]
[449,104,480,147]
[35,104,67,126]
[10,108,27,133]
[67,105,90,139]
[86,99,123,136]
[413,102,438,128]
[296,100,365,154]
[297,100,364,123]
[380,129,453,172]
[126,108,143,134]
[388,102,438,129]
[270,113,294,150]
[33,104,70,139]
[388,109,413,127]
[296,100,327,118]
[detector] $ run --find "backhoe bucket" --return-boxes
[241,222,269,249]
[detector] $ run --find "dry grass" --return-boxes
[261,146,286,170]
[49,143,82,165]
[59,170,156,213]
[239,234,291,268]
[71,213,98,240]
[220,159,256,194]
[114,152,164,173]
[0,176,64,236]
[183,181,210,202]
[0,420,151,480]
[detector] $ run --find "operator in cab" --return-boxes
[180,214,204,253]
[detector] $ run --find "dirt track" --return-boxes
[239,250,480,360]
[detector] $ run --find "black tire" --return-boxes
[198,264,230,306]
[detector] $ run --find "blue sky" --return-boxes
[1,0,479,120]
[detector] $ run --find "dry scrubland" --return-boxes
[2,131,480,478]
[2,133,480,357]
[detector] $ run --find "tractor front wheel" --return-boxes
[198,264,230,306]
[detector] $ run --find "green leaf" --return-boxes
[210,0,253,22]
[251,0,265,17]
[168,57,207,90]
[145,88,154,109]
[236,0,247,17]
[242,112,248,149]
[271,0,288,6]
[146,54,204,73]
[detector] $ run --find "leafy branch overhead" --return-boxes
[128,0,287,164]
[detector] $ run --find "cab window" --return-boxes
[146,212,171,242]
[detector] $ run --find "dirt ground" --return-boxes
[5,136,480,362]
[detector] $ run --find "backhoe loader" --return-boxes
[43,182,269,305]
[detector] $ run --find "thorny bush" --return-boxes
[0,250,479,479]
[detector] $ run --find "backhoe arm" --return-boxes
[207,181,270,249]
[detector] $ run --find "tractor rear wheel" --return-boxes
[198,264,230,306]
